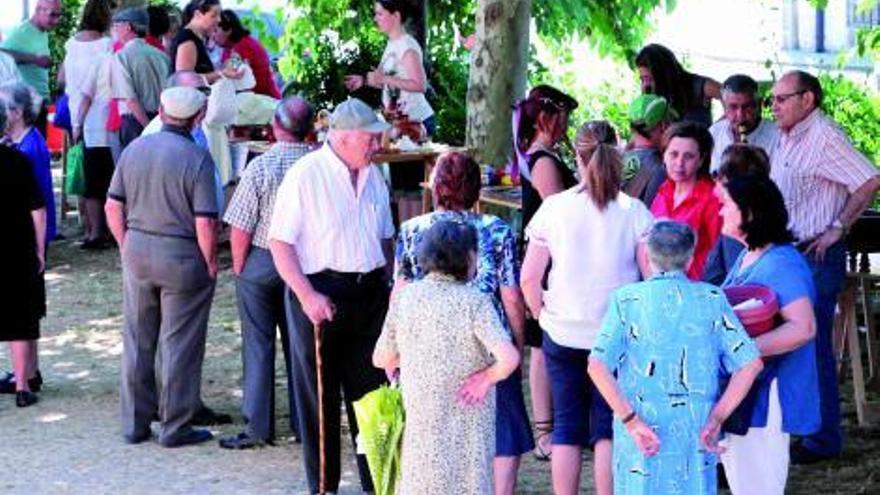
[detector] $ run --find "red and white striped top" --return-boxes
[268,144,395,275]
[770,109,878,241]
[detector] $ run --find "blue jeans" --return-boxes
[800,241,846,455]
[542,331,613,447]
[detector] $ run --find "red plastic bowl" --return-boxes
[723,285,779,337]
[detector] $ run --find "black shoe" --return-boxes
[0,370,42,394]
[161,428,214,448]
[15,390,39,407]
[124,431,152,444]
[219,432,269,450]
[80,238,110,250]
[190,405,232,425]
[790,442,837,465]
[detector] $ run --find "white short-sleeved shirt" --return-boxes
[526,188,654,350]
[380,34,434,122]
[268,144,395,275]
[63,36,112,128]
[79,52,113,147]
[709,118,779,174]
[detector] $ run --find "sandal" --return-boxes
[533,419,553,461]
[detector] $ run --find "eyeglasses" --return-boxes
[766,91,805,106]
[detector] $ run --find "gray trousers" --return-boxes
[120,230,215,444]
[235,247,298,441]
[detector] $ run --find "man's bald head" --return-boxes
[34,0,63,30]
[273,96,315,142]
[167,70,208,90]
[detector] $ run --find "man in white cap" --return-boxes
[105,86,219,448]
[269,97,393,494]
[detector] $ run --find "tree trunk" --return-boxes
[465,0,530,166]
[407,0,430,77]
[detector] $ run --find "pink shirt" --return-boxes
[650,177,722,280]
[770,109,879,241]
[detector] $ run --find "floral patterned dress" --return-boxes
[396,210,535,456]
[375,275,510,494]
[592,272,760,495]
[396,210,518,332]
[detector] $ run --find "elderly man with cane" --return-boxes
[269,98,394,494]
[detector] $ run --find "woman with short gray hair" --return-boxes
[587,220,764,494]
[394,151,533,494]
[0,82,55,242]
[375,220,520,494]
[646,220,697,273]
[0,98,49,407]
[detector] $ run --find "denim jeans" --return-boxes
[800,241,846,455]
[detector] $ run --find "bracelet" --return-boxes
[621,410,637,424]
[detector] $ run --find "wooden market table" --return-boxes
[834,211,880,427]
[477,186,522,212]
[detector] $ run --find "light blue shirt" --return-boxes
[722,244,820,434]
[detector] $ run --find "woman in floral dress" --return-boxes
[374,220,519,494]
[394,151,533,494]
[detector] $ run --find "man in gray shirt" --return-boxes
[105,86,218,447]
[622,94,675,207]
[110,8,169,149]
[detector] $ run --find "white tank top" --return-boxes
[380,34,434,123]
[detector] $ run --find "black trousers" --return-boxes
[119,113,156,150]
[286,269,389,494]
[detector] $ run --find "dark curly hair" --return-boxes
[417,220,477,281]
[432,151,482,211]
[724,174,794,250]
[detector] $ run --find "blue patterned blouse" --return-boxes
[396,210,518,333]
[593,271,760,494]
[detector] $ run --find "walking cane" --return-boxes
[314,321,326,495]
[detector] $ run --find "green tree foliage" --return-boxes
[276,0,671,145]
[532,0,673,62]
[820,74,880,162]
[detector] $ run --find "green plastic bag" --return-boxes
[65,142,86,196]
[353,384,405,495]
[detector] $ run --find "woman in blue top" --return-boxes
[0,82,55,242]
[394,151,533,495]
[588,221,763,495]
[716,171,820,495]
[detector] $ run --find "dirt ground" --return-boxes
[1,217,878,494]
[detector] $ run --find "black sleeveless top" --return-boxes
[168,28,214,74]
[521,149,577,234]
